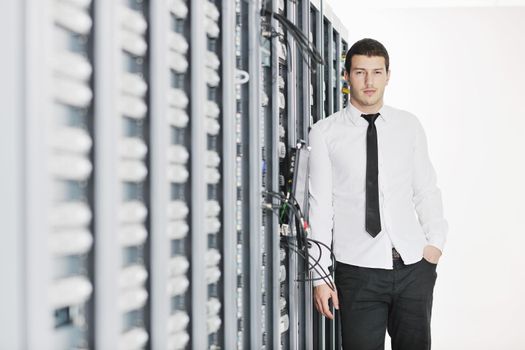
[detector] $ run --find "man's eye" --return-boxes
[375,71,382,74]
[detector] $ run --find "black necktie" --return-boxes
[361,113,381,237]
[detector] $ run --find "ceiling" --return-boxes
[328,0,525,8]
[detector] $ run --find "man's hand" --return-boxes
[314,283,339,319]
[423,245,442,264]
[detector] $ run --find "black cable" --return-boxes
[268,24,315,74]
[281,239,335,290]
[263,190,338,290]
[283,243,334,289]
[282,238,336,289]
[261,9,324,68]
[305,237,338,273]
[263,191,308,253]
[282,237,322,272]
[281,237,321,272]
[264,190,306,223]
[285,234,338,287]
[288,236,337,279]
[263,190,304,223]
[271,11,324,65]
[264,189,319,256]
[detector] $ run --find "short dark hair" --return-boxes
[345,38,389,73]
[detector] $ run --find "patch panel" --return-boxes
[49,0,95,347]
[168,0,191,348]
[117,2,150,348]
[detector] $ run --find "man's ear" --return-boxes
[386,69,391,85]
[344,70,349,84]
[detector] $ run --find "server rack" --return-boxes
[308,1,349,350]
[1,0,348,349]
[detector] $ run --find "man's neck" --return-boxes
[350,99,383,114]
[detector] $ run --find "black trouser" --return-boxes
[335,252,437,350]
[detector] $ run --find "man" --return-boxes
[308,38,448,350]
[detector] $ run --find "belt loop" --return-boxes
[392,247,405,269]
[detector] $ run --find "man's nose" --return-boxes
[365,72,374,86]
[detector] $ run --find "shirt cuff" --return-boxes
[313,276,334,287]
[426,234,446,253]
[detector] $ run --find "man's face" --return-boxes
[344,55,390,111]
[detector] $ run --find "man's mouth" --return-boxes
[364,90,376,96]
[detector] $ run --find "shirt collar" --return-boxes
[346,102,388,126]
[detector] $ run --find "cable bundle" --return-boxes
[263,191,336,291]
[261,10,325,69]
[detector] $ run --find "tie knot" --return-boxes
[361,113,380,124]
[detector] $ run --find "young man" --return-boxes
[308,38,448,350]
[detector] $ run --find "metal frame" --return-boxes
[333,30,341,112]
[190,0,208,348]
[286,0,301,346]
[300,0,312,141]
[310,2,327,348]
[270,0,283,349]
[94,1,121,347]
[325,21,334,117]
[300,0,315,347]
[222,0,238,347]
[248,0,263,348]
[314,4,324,122]
[287,1,298,148]
[341,38,349,109]
[318,0,324,121]
[266,0,283,349]
[25,0,52,347]
[149,1,170,348]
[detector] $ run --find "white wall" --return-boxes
[0,0,23,348]
[327,4,525,349]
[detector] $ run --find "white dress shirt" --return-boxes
[308,103,448,286]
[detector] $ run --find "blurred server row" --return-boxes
[0,0,348,349]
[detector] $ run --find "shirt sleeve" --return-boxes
[412,118,448,253]
[308,125,335,286]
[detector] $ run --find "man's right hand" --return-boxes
[314,283,339,319]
